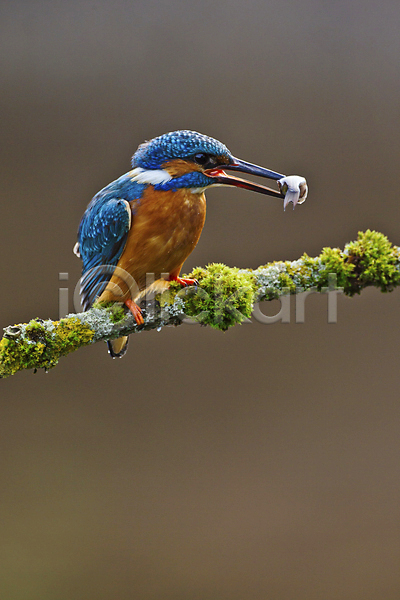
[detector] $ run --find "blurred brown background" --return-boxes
[1,1,400,598]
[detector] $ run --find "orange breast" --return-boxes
[99,186,206,303]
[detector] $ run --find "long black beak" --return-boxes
[205,157,285,199]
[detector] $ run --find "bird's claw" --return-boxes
[124,298,145,325]
[171,276,199,287]
[278,175,308,210]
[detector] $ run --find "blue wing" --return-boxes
[76,174,144,310]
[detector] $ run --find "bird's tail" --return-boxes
[107,336,129,358]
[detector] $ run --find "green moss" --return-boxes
[167,280,183,294]
[108,304,126,323]
[276,268,297,293]
[343,230,400,293]
[93,299,110,309]
[174,263,255,330]
[319,246,355,292]
[93,300,127,323]
[53,318,94,354]
[0,336,47,377]
[0,317,94,378]
[297,253,320,285]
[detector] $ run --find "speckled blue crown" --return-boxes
[132,130,232,169]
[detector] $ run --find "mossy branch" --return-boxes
[1,230,399,379]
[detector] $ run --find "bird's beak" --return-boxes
[205,157,285,199]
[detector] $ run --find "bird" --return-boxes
[74,130,307,358]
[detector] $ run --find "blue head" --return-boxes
[130,130,287,197]
[133,130,231,170]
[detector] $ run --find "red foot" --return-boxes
[124,298,144,325]
[169,276,199,287]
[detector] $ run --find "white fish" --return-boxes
[278,175,308,210]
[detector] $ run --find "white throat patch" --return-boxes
[129,167,172,186]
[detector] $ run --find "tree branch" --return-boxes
[1,230,399,378]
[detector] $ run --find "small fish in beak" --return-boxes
[278,176,308,210]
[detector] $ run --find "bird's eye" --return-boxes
[193,153,210,165]
[193,153,217,168]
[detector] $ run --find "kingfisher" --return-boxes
[74,130,307,357]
